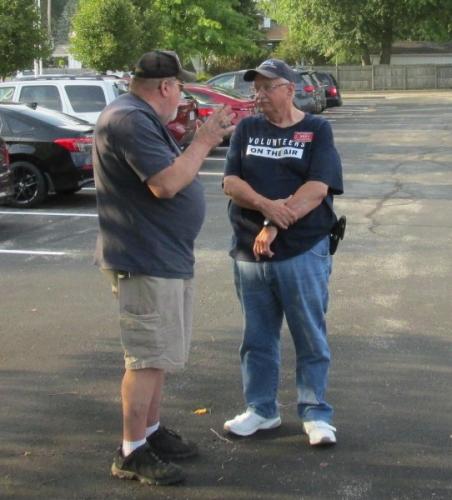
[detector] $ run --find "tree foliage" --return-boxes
[154,0,262,62]
[70,0,263,72]
[0,0,51,79]
[264,0,452,65]
[71,0,142,72]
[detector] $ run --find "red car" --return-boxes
[0,136,14,204]
[184,84,256,126]
[167,92,198,149]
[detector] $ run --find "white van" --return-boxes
[0,76,127,124]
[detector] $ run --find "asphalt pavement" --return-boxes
[1,93,451,500]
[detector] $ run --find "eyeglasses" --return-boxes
[253,82,291,94]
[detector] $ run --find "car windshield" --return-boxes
[9,104,93,130]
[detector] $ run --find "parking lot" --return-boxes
[1,93,452,499]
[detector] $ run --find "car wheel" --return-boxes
[10,161,47,208]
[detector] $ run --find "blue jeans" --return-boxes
[233,236,333,423]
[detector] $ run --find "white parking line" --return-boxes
[0,210,97,217]
[0,249,67,256]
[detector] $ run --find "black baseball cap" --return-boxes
[244,59,296,82]
[134,50,196,82]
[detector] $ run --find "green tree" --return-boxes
[0,0,51,79]
[154,0,263,68]
[70,0,142,72]
[264,0,452,65]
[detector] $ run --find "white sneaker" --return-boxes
[224,410,281,436]
[303,420,337,446]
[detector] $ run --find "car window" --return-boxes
[113,81,129,96]
[3,114,36,136]
[210,85,247,100]
[0,87,15,101]
[22,106,93,129]
[185,91,215,104]
[210,74,235,90]
[315,73,331,85]
[65,85,107,112]
[19,85,62,111]
[310,73,322,86]
[300,74,315,86]
[237,80,253,94]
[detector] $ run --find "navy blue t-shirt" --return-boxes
[93,93,205,278]
[224,113,343,261]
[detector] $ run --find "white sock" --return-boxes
[122,437,147,457]
[145,421,160,438]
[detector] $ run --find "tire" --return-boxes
[10,161,47,208]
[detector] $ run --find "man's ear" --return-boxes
[159,79,170,97]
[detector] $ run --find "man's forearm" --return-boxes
[223,175,268,211]
[285,181,328,220]
[147,140,212,199]
[147,106,235,198]
[223,175,298,229]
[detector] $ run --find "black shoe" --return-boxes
[111,442,185,486]
[147,426,199,460]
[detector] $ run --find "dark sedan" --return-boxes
[0,136,14,204]
[314,72,343,107]
[0,102,93,208]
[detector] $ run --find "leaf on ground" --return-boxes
[193,407,210,415]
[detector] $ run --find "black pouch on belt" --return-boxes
[329,216,346,255]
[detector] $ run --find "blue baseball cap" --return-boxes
[244,59,296,82]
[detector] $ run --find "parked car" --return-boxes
[0,102,94,208]
[0,136,14,204]
[184,84,255,125]
[0,76,127,123]
[206,70,253,98]
[293,69,325,114]
[313,72,343,107]
[207,69,320,114]
[167,91,198,149]
[309,71,328,111]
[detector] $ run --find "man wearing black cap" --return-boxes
[93,50,234,486]
[223,59,343,446]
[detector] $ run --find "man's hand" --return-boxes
[253,226,278,260]
[195,105,235,149]
[261,197,297,229]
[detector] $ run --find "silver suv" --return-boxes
[0,76,127,124]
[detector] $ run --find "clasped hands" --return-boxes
[253,197,297,260]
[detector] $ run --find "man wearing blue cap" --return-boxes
[223,59,343,446]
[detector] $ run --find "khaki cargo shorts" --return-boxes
[103,270,194,371]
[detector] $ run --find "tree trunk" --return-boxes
[360,44,371,66]
[361,52,371,66]
[379,31,392,64]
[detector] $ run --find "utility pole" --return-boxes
[34,0,43,76]
[47,0,51,39]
